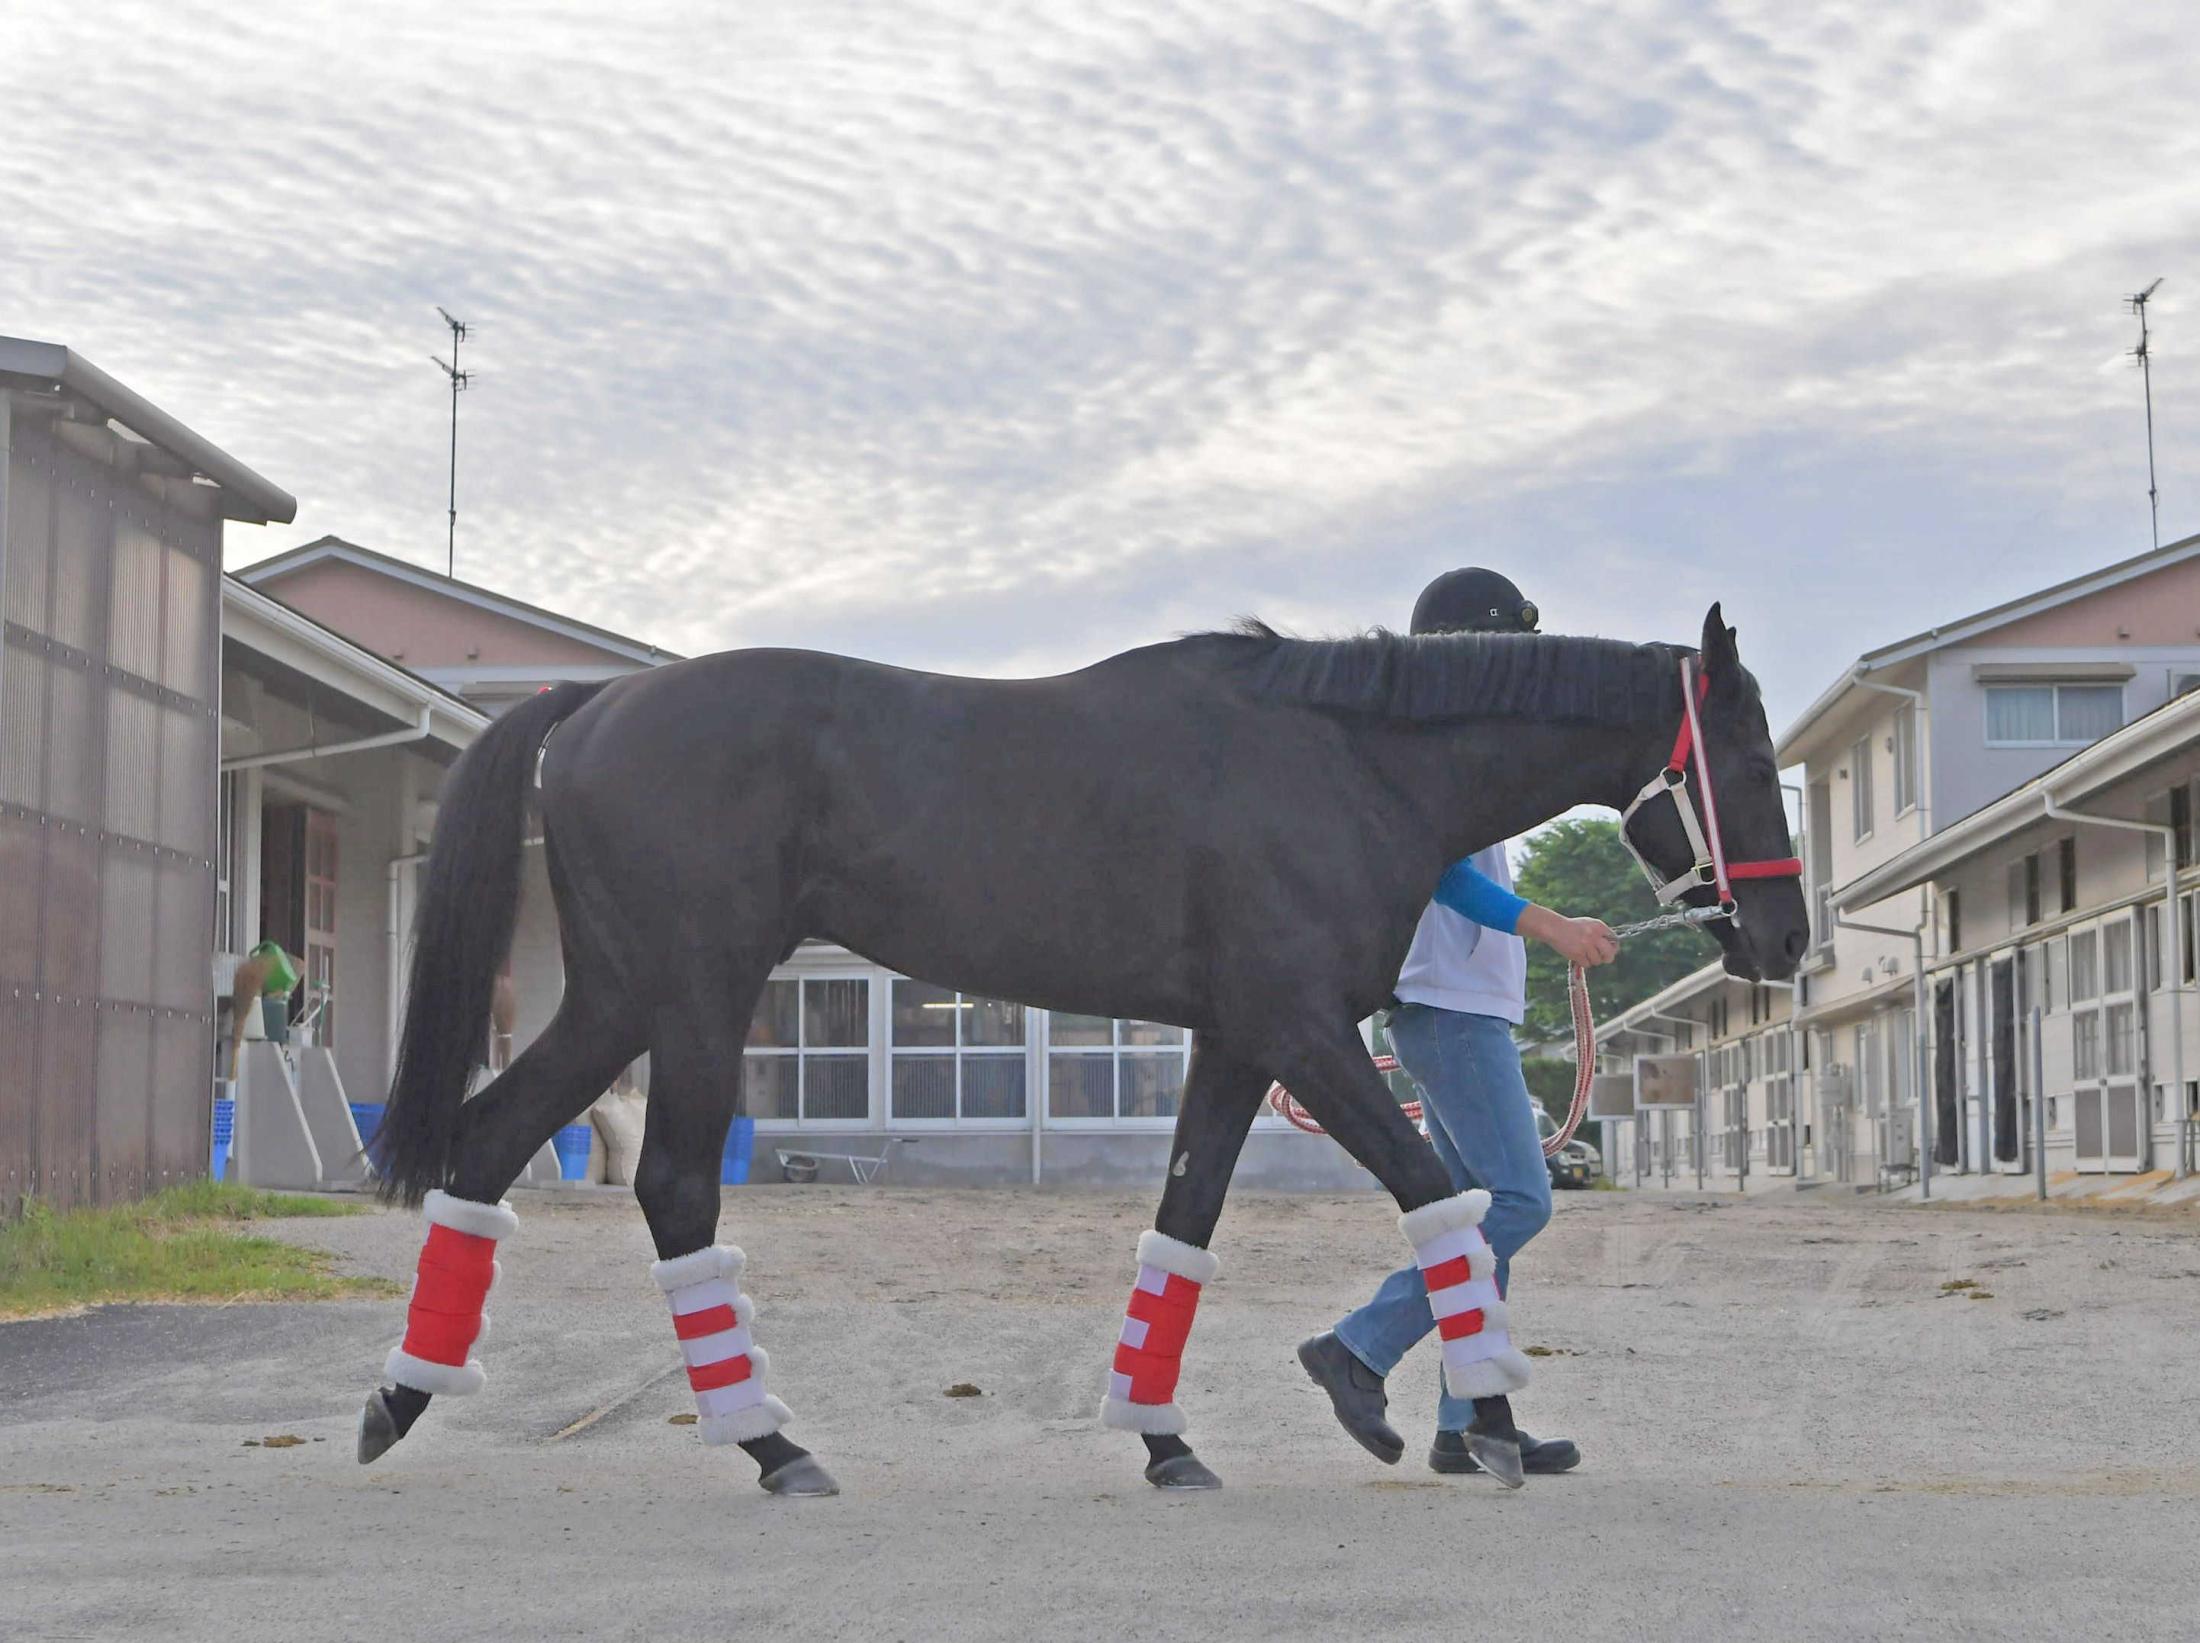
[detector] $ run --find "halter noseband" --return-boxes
[1619,653,1804,921]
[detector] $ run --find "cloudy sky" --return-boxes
[8,0,2198,731]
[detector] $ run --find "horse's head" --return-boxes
[1621,605,1810,983]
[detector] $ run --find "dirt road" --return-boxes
[5,1184,2196,1641]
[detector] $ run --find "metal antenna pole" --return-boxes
[432,307,470,578]
[2129,279,2163,550]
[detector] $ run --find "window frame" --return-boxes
[1850,736,1875,842]
[742,970,877,1131]
[1892,702,1919,817]
[1043,1014,1195,1130]
[885,979,1032,1131]
[1983,682,2127,749]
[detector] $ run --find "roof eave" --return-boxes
[221,577,488,748]
[1592,959,1736,1044]
[1775,531,2200,764]
[236,536,678,664]
[0,337,297,525]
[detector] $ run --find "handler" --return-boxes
[1299,567,1618,1480]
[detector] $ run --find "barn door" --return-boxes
[1991,959,2019,1167]
[302,809,338,1047]
[261,802,337,1046]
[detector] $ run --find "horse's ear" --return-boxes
[1700,603,1738,667]
[1701,603,1742,700]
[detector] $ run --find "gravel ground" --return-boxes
[5,1183,2198,1642]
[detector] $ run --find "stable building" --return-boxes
[1,336,295,1213]
[1836,691,2200,1179]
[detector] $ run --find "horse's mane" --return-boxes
[1193,620,1699,727]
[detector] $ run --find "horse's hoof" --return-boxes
[759,1454,841,1497]
[357,1387,402,1465]
[1144,1451,1222,1491]
[1466,1432,1525,1490]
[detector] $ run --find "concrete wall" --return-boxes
[745,1126,1379,1191]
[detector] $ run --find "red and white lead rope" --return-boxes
[1266,902,1732,1154]
[1264,962,1592,1156]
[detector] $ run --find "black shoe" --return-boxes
[1295,1332,1404,1464]
[1430,1427,1581,1477]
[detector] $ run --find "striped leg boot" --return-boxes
[384,1190,518,1397]
[1099,1230,1219,1435]
[1401,1189,1532,1403]
[652,1245,793,1446]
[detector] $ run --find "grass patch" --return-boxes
[0,1182,398,1319]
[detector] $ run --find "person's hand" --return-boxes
[1517,906,1620,967]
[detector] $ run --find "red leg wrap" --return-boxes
[401,1225,496,1368]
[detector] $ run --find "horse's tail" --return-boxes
[371,681,609,1205]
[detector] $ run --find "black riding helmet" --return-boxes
[1410,567,1539,636]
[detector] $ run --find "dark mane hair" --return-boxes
[1197,621,1698,726]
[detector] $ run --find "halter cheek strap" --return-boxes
[1620,653,1804,912]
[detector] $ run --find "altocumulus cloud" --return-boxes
[5,0,2199,722]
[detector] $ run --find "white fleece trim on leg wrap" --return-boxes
[423,1188,520,1241]
[1134,1229,1220,1286]
[651,1243,744,1292]
[1098,1395,1190,1435]
[657,1244,790,1442]
[1402,1190,1532,1400]
[1398,1187,1491,1247]
[384,1348,486,1397]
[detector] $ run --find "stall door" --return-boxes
[1991,959,2020,1167]
[261,802,337,1046]
[2067,919,2144,1173]
[302,809,338,1048]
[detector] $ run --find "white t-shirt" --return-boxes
[1392,842,1526,1025]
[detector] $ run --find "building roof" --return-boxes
[0,335,297,524]
[1833,681,2200,911]
[222,575,487,754]
[234,535,678,665]
[1775,530,2200,764]
[1591,959,1732,1049]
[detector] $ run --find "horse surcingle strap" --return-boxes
[1400,1190,1532,1400]
[384,1190,519,1397]
[653,1244,792,1445]
[1100,1230,1219,1436]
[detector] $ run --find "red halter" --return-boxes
[1620,654,1803,915]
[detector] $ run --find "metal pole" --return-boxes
[433,307,469,579]
[1695,1048,1706,1191]
[447,340,459,578]
[2132,280,2162,550]
[2032,1005,2047,1200]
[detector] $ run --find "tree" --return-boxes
[1512,817,1716,1045]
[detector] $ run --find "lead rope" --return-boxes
[1266,902,1731,1154]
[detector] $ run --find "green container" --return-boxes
[249,940,300,997]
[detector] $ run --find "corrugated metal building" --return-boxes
[0,338,295,1214]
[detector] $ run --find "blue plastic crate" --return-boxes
[721,1116,756,1186]
[210,1097,236,1182]
[350,1102,385,1149]
[553,1123,594,1182]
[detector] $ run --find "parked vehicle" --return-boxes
[1538,1107,1601,1189]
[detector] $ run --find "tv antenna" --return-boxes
[431,306,471,578]
[2127,278,2163,550]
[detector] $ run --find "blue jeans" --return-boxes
[1332,1005,1553,1432]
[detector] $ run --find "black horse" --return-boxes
[360,604,1807,1493]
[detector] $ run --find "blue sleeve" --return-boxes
[1432,858,1529,933]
